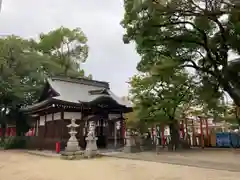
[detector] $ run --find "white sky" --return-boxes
[1,0,239,99]
[0,0,140,97]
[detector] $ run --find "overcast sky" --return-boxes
[0,0,140,97]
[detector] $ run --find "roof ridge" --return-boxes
[50,76,110,89]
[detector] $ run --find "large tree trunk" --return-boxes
[168,120,180,151]
[221,79,240,128]
[221,79,240,106]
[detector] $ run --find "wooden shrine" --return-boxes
[21,76,132,150]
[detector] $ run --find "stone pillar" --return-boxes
[85,121,98,158]
[123,129,140,153]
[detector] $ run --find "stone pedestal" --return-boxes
[84,121,99,158]
[84,136,98,158]
[139,136,145,151]
[65,133,81,152]
[61,151,84,160]
[123,134,140,153]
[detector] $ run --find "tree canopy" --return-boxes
[122,0,240,106]
[37,26,89,76]
[0,26,91,136]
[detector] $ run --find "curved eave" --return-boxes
[20,99,53,113]
[81,95,133,113]
[123,107,133,113]
[21,96,133,114]
[86,95,126,107]
[20,98,82,114]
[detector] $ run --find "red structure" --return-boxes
[0,127,16,137]
[55,142,60,153]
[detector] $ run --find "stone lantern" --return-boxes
[65,118,81,152]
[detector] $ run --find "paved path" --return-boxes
[105,150,240,172]
[0,150,240,180]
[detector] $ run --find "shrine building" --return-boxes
[21,76,132,150]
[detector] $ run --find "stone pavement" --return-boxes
[104,149,240,172]
[0,150,240,180]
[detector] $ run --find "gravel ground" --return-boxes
[0,150,240,180]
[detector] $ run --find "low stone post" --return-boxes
[123,129,140,153]
[84,121,98,158]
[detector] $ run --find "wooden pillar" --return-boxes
[36,118,39,136]
[151,125,154,144]
[60,111,64,140]
[105,113,109,148]
[199,117,204,148]
[44,113,47,138]
[180,120,184,139]
[51,113,53,138]
[156,124,160,146]
[192,118,195,146]
[184,118,188,141]
[33,121,36,136]
[120,113,125,146]
[114,120,117,148]
[205,118,209,147]
[161,124,165,146]
[121,119,125,138]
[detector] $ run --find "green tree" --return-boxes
[130,64,196,150]
[37,26,89,77]
[0,27,91,141]
[0,36,53,140]
[122,0,240,106]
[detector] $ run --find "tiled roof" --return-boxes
[48,77,132,107]
[21,76,132,112]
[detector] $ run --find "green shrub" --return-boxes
[0,140,4,148]
[2,136,26,149]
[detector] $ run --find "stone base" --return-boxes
[65,140,81,152]
[123,146,141,153]
[61,151,84,160]
[84,137,98,158]
[84,149,98,158]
